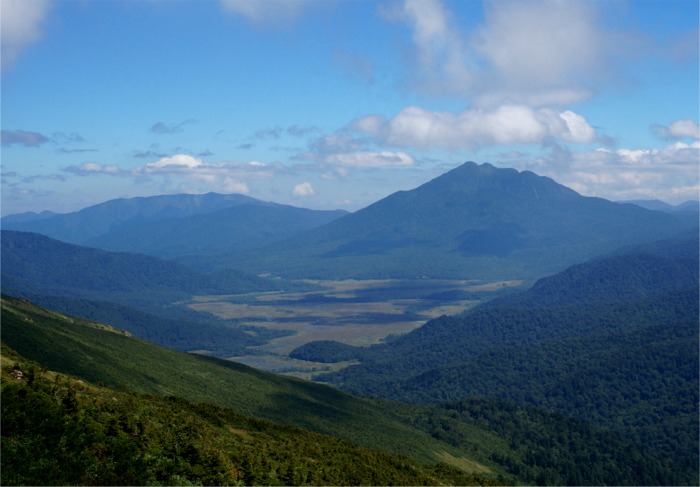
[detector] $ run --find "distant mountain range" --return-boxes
[621,198,699,213]
[3,163,694,282]
[1,193,347,259]
[215,162,696,280]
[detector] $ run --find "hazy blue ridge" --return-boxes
[1,192,276,244]
[85,203,348,259]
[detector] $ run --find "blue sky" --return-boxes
[2,0,698,216]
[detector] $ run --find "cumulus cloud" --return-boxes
[351,105,597,149]
[62,154,287,195]
[299,133,416,174]
[473,0,604,105]
[509,140,700,204]
[220,0,316,25]
[380,0,612,105]
[652,119,700,141]
[139,155,261,193]
[1,129,50,147]
[1,0,50,69]
[292,181,315,197]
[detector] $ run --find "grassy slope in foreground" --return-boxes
[0,295,500,478]
[1,345,498,486]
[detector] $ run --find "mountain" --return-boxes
[212,162,694,280]
[622,198,700,213]
[0,230,311,357]
[1,354,485,487]
[0,210,60,224]
[85,203,348,259]
[2,296,679,486]
[0,295,500,482]
[303,237,698,482]
[0,230,292,306]
[1,193,346,257]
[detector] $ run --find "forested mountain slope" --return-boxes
[0,230,307,357]
[0,296,490,471]
[1,345,494,487]
[0,230,293,306]
[221,162,693,280]
[304,237,698,482]
[2,296,684,485]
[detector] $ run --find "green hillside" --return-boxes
[0,295,498,475]
[1,346,494,486]
[2,296,683,486]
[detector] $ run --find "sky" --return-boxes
[1,0,698,216]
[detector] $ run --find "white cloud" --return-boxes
[352,105,597,149]
[63,155,287,195]
[508,140,700,204]
[652,119,700,141]
[382,0,613,106]
[220,0,315,25]
[292,181,315,197]
[1,0,50,69]
[65,162,125,176]
[143,154,203,172]
[381,0,475,97]
[322,151,415,168]
[473,0,603,105]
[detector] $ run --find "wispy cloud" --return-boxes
[52,132,85,144]
[64,162,125,176]
[1,0,50,69]
[150,119,196,135]
[133,149,169,159]
[287,125,319,137]
[1,129,50,147]
[57,148,98,155]
[220,0,318,25]
[253,126,283,140]
[332,50,375,85]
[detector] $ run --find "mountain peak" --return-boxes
[234,162,691,280]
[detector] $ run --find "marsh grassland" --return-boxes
[189,279,522,377]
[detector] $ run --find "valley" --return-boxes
[188,278,522,376]
[2,162,697,485]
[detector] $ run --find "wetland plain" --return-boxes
[189,278,522,377]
